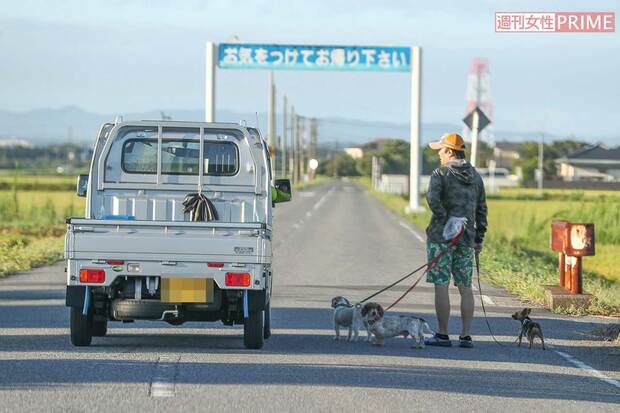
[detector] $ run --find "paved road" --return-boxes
[0,180,618,411]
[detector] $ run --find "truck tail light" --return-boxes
[208,262,224,268]
[79,269,105,283]
[106,260,125,265]
[225,272,251,287]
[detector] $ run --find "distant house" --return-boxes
[0,138,34,148]
[344,138,403,159]
[492,141,521,169]
[555,145,620,182]
[344,147,364,159]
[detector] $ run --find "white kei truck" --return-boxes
[64,121,291,349]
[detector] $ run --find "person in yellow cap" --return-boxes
[424,133,488,348]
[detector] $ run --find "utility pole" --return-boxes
[290,107,296,183]
[267,72,276,178]
[267,71,276,147]
[298,116,305,181]
[281,95,287,178]
[310,118,317,160]
[309,118,318,180]
[538,133,544,196]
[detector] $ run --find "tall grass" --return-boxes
[0,188,84,276]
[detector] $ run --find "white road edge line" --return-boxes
[552,347,620,389]
[481,294,495,305]
[150,356,180,397]
[398,221,425,243]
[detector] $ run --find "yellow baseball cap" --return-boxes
[428,133,466,151]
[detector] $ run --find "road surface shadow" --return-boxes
[1,305,616,371]
[0,358,617,403]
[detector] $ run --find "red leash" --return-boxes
[384,229,464,311]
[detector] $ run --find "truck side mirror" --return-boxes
[273,178,292,203]
[76,174,89,197]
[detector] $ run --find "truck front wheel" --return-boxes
[70,307,93,346]
[243,310,264,349]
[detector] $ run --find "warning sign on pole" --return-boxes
[463,107,491,131]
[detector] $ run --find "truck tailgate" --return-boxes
[65,218,270,263]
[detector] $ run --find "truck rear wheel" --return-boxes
[92,319,108,337]
[70,307,93,346]
[243,310,264,349]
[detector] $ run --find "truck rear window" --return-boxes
[122,139,239,176]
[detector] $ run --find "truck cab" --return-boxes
[65,120,291,349]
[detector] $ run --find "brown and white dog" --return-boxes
[512,308,546,350]
[331,296,371,341]
[361,303,434,348]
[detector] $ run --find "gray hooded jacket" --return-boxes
[425,159,488,246]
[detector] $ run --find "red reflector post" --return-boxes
[79,269,105,283]
[208,262,224,268]
[225,272,251,287]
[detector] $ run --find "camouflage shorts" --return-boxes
[426,242,474,287]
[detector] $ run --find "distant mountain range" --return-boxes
[0,106,614,147]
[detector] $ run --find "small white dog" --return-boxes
[331,296,371,341]
[361,303,434,348]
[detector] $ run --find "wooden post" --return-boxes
[558,252,566,288]
[570,257,582,294]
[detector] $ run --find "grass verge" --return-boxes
[0,234,64,276]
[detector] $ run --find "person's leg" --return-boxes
[434,284,450,335]
[426,242,452,336]
[453,245,475,339]
[457,284,474,337]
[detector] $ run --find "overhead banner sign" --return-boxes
[217,43,411,72]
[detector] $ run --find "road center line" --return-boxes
[150,355,180,397]
[313,186,335,211]
[552,347,620,389]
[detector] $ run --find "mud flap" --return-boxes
[246,289,266,313]
[66,286,87,308]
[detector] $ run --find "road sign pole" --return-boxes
[470,109,479,167]
[281,95,287,178]
[408,46,422,212]
[205,42,216,122]
[268,71,276,148]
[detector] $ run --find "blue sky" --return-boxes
[1,0,618,138]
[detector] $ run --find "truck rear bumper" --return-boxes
[65,286,268,313]
[66,259,269,290]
